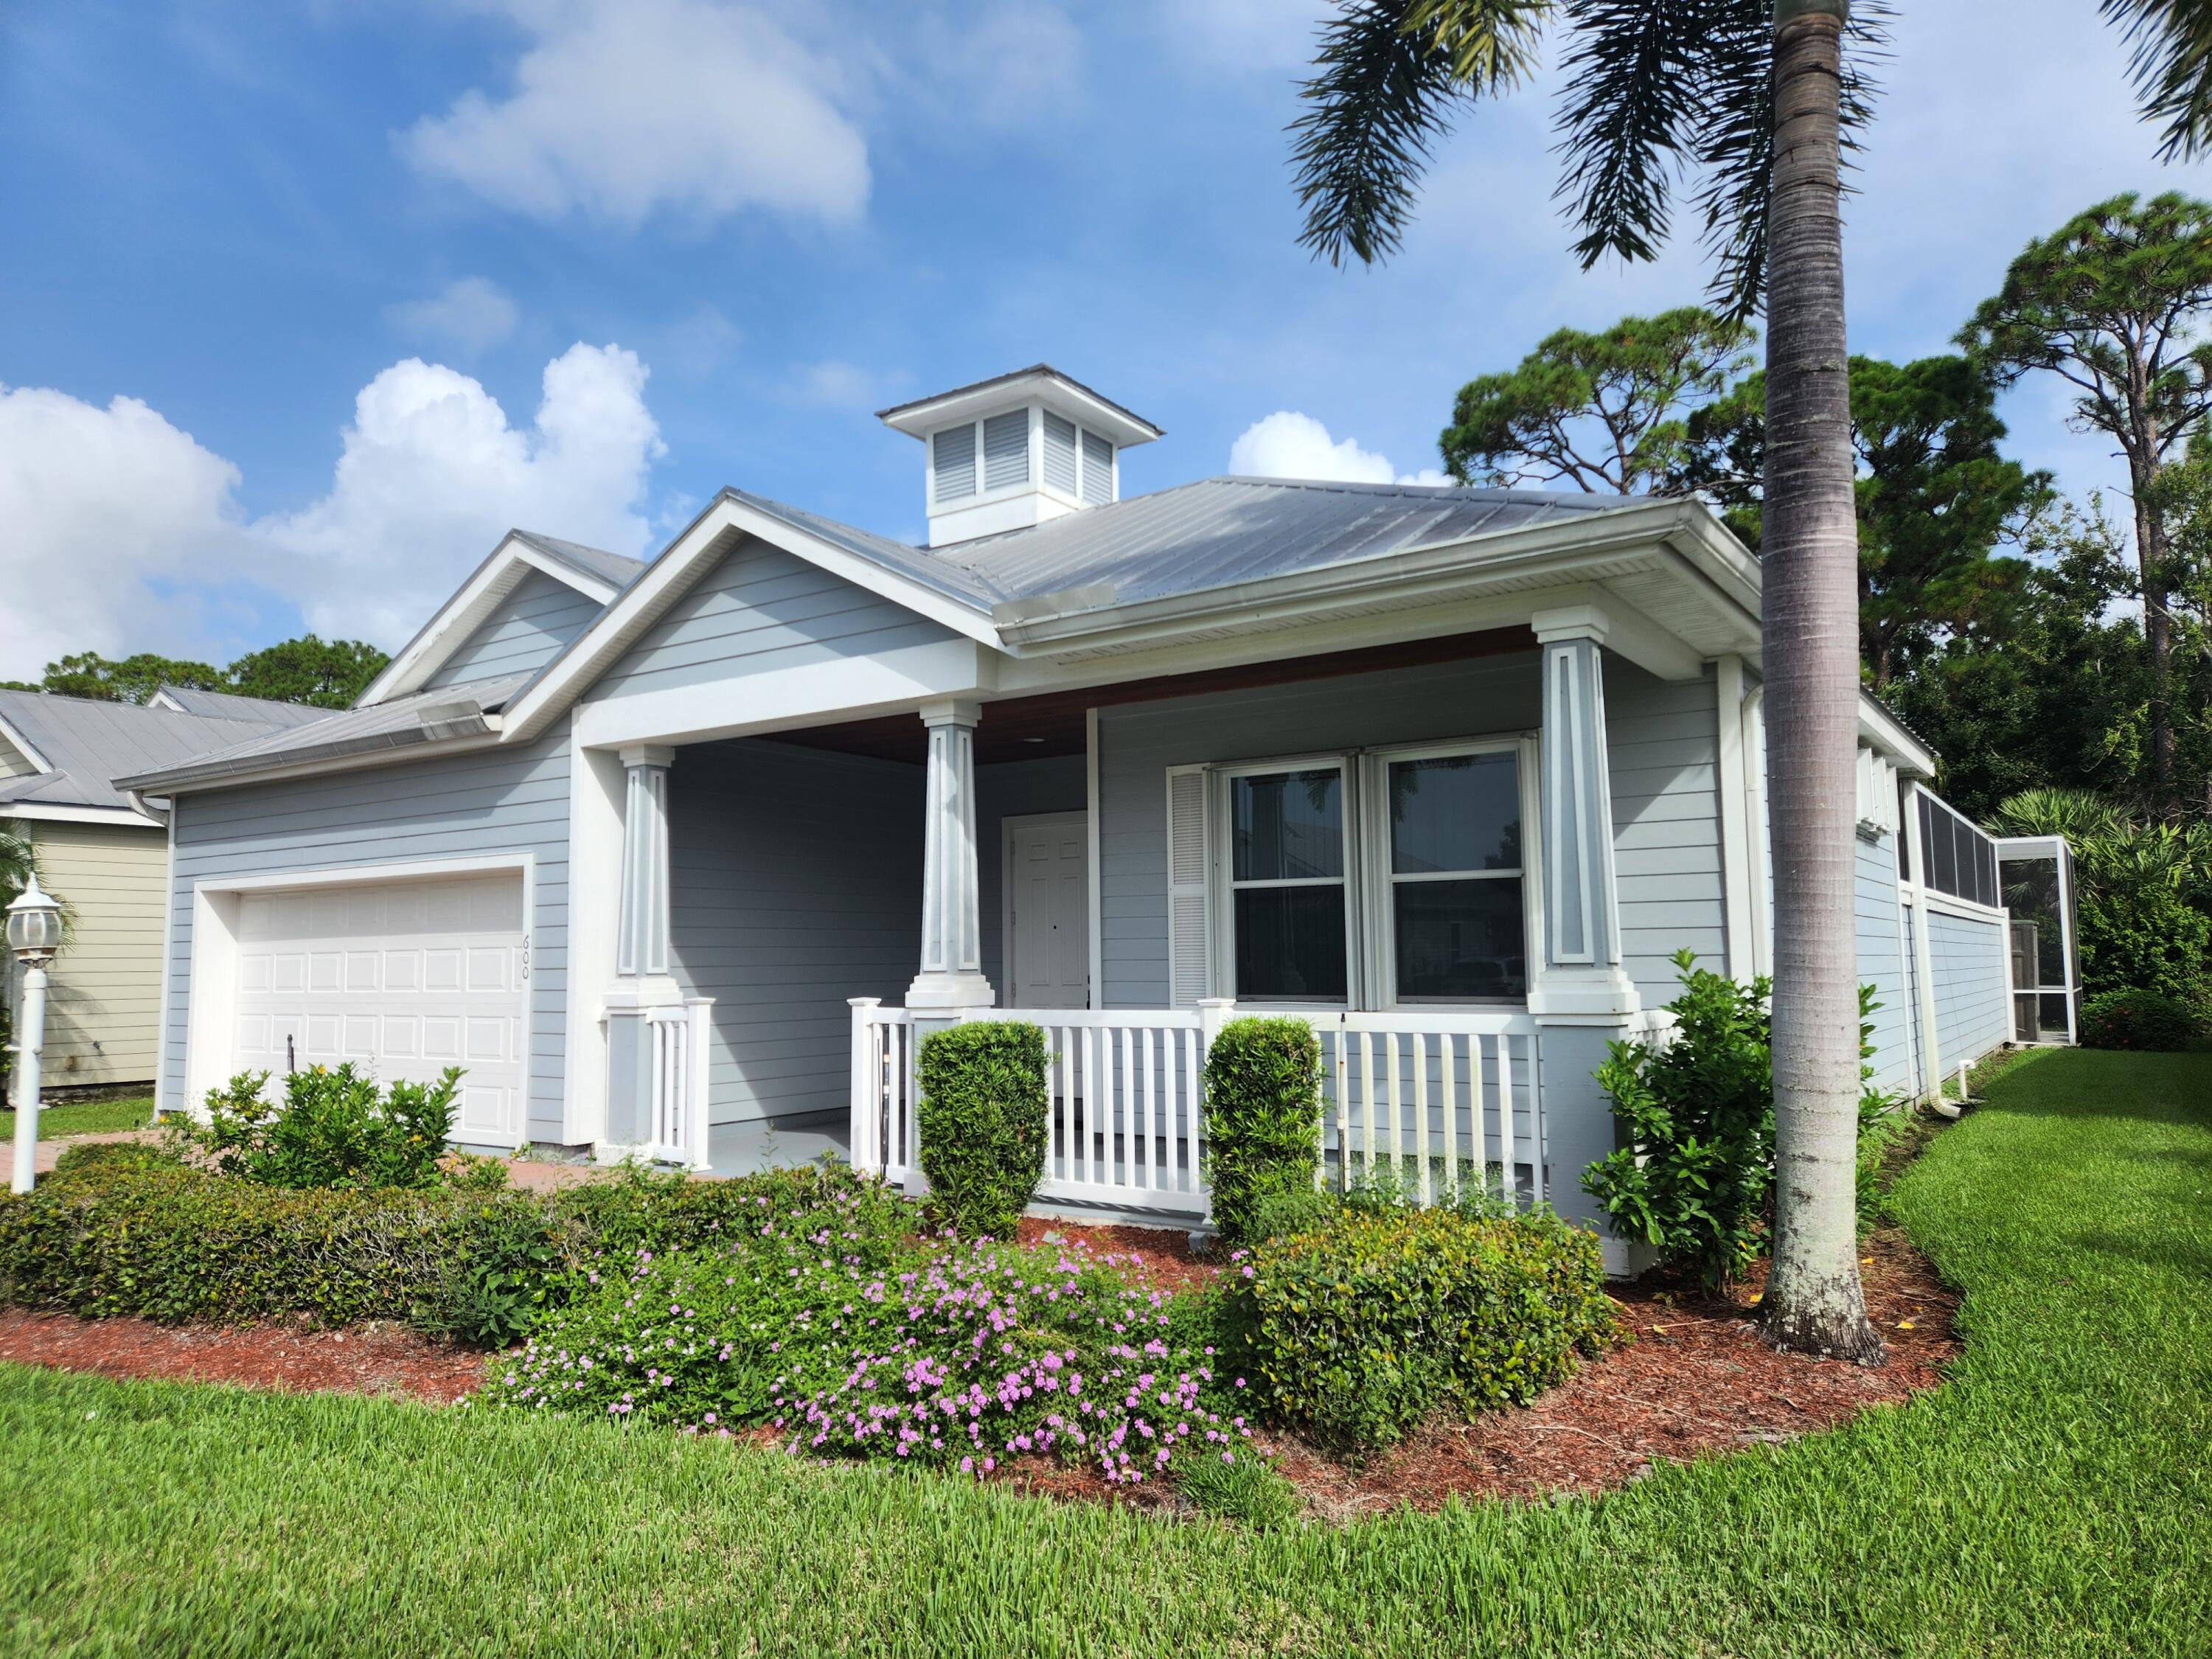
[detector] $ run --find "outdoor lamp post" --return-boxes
[7,876,63,1195]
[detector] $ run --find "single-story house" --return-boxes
[0,686,324,1090]
[118,366,2033,1258]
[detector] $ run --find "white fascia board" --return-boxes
[881,373,1160,448]
[1858,694,1937,776]
[1,801,161,827]
[0,710,55,775]
[574,639,995,751]
[129,734,507,799]
[499,494,1001,745]
[358,534,622,709]
[992,498,1759,667]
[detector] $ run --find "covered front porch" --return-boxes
[581,606,1695,1233]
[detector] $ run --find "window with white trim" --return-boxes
[1174,739,1533,1009]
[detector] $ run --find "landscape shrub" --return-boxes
[2081,988,2204,1051]
[1582,951,1774,1288]
[0,1143,911,1343]
[185,1064,465,1190]
[2076,867,2212,1008]
[1223,1206,1615,1450]
[490,1229,1256,1486]
[1202,1018,1323,1246]
[914,1021,1048,1238]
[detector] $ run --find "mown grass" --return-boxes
[0,1093,153,1140]
[0,1048,2206,1657]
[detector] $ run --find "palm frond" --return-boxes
[1292,0,1551,267]
[2103,0,2212,159]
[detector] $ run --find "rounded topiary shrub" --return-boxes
[2081,989,2204,1052]
[915,1020,1048,1238]
[1225,1206,1617,1450]
[1203,1017,1323,1246]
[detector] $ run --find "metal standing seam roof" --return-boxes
[119,476,1655,792]
[0,689,320,813]
[509,531,646,591]
[153,686,333,727]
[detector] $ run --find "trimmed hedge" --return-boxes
[1225,1206,1617,1450]
[0,1143,905,1340]
[915,1020,1048,1238]
[1202,1018,1323,1245]
[2081,989,2204,1052]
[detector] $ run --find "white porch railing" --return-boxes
[848,999,1546,1224]
[644,999,713,1170]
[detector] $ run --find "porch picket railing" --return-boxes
[848,1000,1546,1223]
[644,999,714,1170]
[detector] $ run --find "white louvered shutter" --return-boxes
[1043,412,1079,494]
[1081,431,1114,503]
[984,411,1030,490]
[933,425,977,501]
[1166,765,1211,1007]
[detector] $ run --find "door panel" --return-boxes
[1006,817,1090,1009]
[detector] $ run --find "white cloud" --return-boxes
[0,386,251,678]
[0,345,667,677]
[399,0,869,229]
[385,276,521,355]
[1229,410,1444,487]
[261,344,665,645]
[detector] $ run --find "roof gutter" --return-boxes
[115,699,498,796]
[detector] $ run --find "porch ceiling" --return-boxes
[765,625,1537,765]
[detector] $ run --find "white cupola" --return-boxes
[877,365,1163,547]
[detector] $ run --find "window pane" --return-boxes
[1234,887,1346,1000]
[1393,878,1527,1000]
[1931,805,1957,895]
[1388,753,1521,874]
[1232,771,1343,880]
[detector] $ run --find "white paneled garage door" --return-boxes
[233,873,527,1144]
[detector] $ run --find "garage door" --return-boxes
[233,873,527,1144]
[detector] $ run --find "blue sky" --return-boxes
[3,0,2208,679]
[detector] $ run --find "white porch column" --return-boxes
[907,700,995,1011]
[1528,608,1638,1018]
[605,743,678,1152]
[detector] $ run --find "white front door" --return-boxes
[232,872,529,1145]
[1004,813,1090,1009]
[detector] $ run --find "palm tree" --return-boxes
[1291,0,2212,1359]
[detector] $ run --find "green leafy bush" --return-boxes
[187,1063,465,1189]
[1582,951,1774,1289]
[2081,988,2204,1051]
[1202,1018,1323,1246]
[914,1021,1048,1238]
[1223,1206,1615,1450]
[0,1142,908,1344]
[2079,884,2212,1008]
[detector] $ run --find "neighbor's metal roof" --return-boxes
[0,689,313,813]
[511,531,646,592]
[153,686,333,728]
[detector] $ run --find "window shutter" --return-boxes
[1166,765,1210,1007]
[984,410,1029,490]
[933,425,976,501]
[1043,412,1078,494]
[1081,431,1114,503]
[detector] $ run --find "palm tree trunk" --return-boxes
[1756,0,1884,1363]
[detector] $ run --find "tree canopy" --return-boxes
[1674,353,2050,687]
[1,636,389,711]
[1440,307,1754,493]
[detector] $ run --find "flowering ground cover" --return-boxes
[1,1048,2206,1654]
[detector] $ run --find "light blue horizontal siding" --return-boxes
[667,740,922,1130]
[1607,668,1725,1004]
[591,540,956,701]
[424,569,603,689]
[161,726,573,1143]
[1854,830,1916,1096]
[1929,906,2011,1071]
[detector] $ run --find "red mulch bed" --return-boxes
[0,1220,1958,1517]
[0,1310,487,1405]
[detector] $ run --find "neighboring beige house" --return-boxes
[0,686,321,1091]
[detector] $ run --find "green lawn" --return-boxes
[0,1093,152,1141]
[1,1049,2206,1657]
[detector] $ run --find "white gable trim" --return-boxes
[498,493,1002,745]
[1,801,160,827]
[358,534,626,709]
[0,710,55,776]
